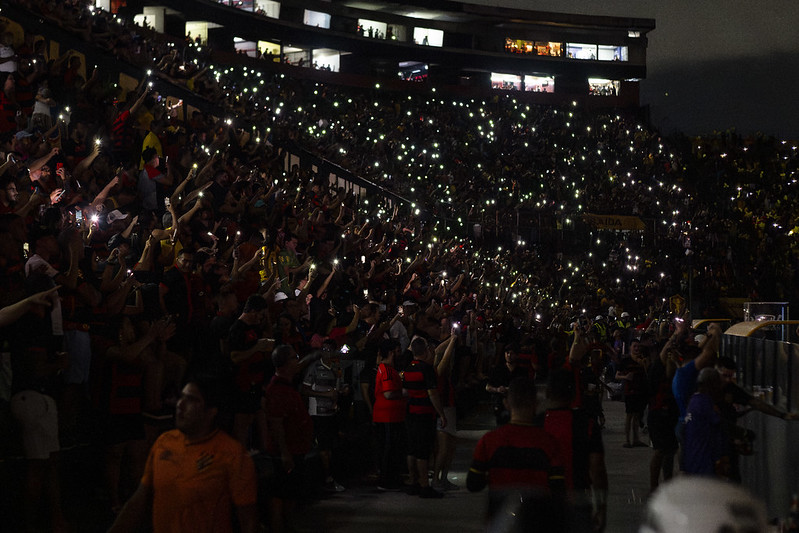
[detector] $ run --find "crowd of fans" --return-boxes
[1,0,798,530]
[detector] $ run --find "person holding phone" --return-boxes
[138,146,173,212]
[8,273,69,532]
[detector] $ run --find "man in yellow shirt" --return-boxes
[109,376,258,533]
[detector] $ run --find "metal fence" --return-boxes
[722,334,799,414]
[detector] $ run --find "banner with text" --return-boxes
[583,213,646,231]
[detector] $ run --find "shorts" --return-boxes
[10,390,59,460]
[437,406,457,436]
[624,394,647,415]
[648,409,678,452]
[406,413,436,458]
[63,330,92,385]
[312,415,339,450]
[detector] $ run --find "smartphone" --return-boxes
[75,210,84,226]
[56,162,63,171]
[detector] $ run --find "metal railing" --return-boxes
[722,332,799,412]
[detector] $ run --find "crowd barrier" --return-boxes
[722,329,799,520]
[723,322,799,410]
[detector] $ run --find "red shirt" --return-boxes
[542,408,603,490]
[373,363,405,423]
[263,375,313,456]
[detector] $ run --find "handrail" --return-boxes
[276,141,412,207]
[724,320,799,338]
[691,318,732,329]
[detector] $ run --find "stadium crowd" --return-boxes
[1,0,798,531]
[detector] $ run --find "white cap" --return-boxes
[106,209,129,224]
[595,315,603,321]
[274,291,288,302]
[639,477,766,533]
[621,312,630,318]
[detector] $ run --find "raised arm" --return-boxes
[0,286,59,327]
[695,322,721,370]
[569,324,588,365]
[435,332,457,376]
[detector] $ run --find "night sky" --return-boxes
[467,0,799,138]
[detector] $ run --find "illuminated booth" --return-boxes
[142,0,654,105]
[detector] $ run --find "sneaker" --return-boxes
[432,479,460,491]
[405,483,421,496]
[323,479,346,492]
[419,486,444,499]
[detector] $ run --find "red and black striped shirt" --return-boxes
[402,358,437,416]
[468,422,565,492]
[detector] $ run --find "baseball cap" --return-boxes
[274,291,288,302]
[106,209,129,224]
[15,130,33,140]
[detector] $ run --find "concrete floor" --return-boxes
[291,397,652,533]
[0,393,653,532]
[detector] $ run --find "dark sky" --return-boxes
[466,0,799,137]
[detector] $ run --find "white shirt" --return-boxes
[0,45,17,73]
